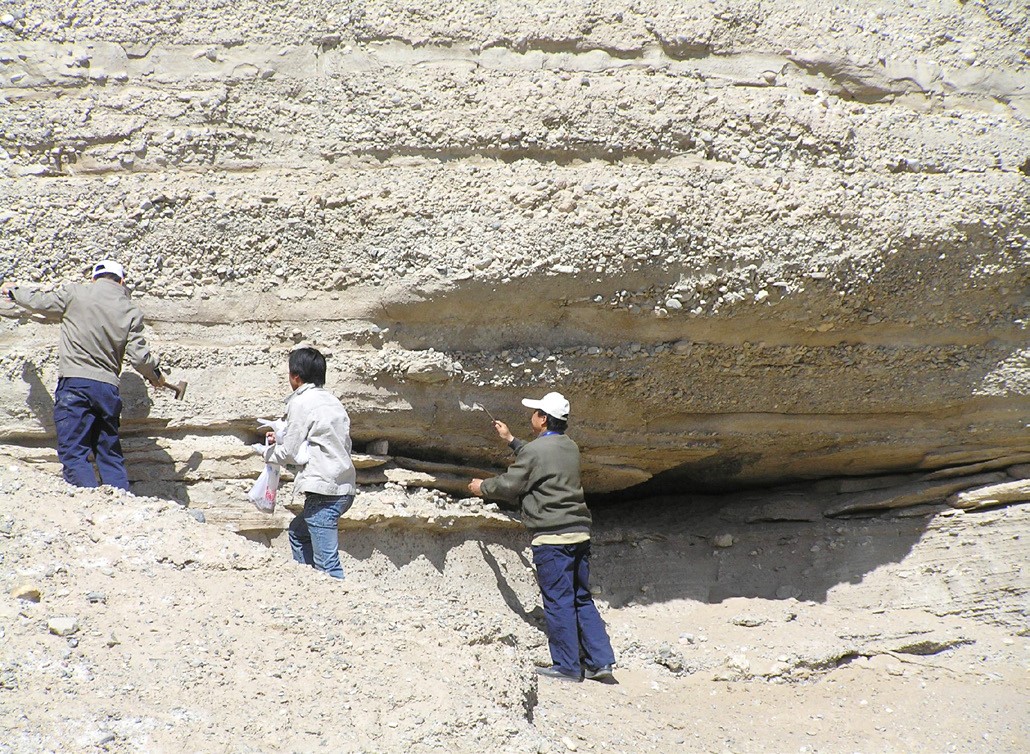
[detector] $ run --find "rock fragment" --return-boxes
[48,617,79,636]
[732,615,768,628]
[948,480,1030,511]
[11,583,41,602]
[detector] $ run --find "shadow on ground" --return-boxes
[324,490,939,612]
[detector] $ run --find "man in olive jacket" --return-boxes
[3,260,169,490]
[469,391,616,682]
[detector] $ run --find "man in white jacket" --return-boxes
[264,347,356,579]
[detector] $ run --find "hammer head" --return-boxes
[169,380,187,400]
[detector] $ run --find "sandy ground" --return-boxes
[1,454,1027,753]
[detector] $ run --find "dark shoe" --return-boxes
[535,666,583,682]
[583,665,615,682]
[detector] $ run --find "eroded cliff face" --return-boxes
[1,2,1028,509]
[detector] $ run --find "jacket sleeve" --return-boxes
[11,287,70,319]
[479,443,535,504]
[262,400,310,466]
[125,307,162,382]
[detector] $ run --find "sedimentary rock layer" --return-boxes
[1,2,1027,505]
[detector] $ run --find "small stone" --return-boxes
[48,617,79,636]
[732,615,768,628]
[712,534,735,548]
[366,439,389,455]
[561,737,578,751]
[665,297,683,310]
[86,592,106,604]
[11,583,41,602]
[189,510,206,523]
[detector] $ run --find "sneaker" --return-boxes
[535,666,583,683]
[583,665,615,682]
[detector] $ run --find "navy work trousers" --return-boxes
[53,377,129,490]
[532,540,616,676]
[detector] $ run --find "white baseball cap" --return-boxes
[521,391,570,420]
[91,259,125,281]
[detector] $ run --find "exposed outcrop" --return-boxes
[1,2,1027,514]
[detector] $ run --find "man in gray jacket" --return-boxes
[264,347,356,580]
[3,260,169,490]
[469,391,616,682]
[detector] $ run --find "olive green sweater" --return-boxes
[479,433,592,536]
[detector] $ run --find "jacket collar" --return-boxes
[285,382,316,405]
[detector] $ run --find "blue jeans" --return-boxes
[289,493,353,579]
[53,377,129,490]
[532,540,616,675]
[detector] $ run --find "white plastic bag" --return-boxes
[256,418,310,464]
[248,463,281,513]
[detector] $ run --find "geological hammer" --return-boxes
[158,379,188,400]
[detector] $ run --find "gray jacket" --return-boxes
[262,383,356,497]
[11,279,161,387]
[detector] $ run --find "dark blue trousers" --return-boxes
[53,377,129,490]
[532,540,616,676]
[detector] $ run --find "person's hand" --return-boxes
[265,431,277,446]
[468,478,483,497]
[148,374,166,389]
[493,420,513,443]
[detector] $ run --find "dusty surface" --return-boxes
[1,457,1028,753]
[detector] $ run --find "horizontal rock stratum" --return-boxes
[1,1,1027,507]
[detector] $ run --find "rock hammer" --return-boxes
[159,379,188,400]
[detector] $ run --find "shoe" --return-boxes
[535,666,583,682]
[583,665,614,682]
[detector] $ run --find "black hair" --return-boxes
[289,347,327,387]
[537,410,568,433]
[95,272,122,283]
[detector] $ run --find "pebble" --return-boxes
[776,585,802,599]
[11,583,41,602]
[48,617,79,636]
[712,534,735,548]
[732,615,768,628]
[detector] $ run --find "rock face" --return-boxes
[1,2,1028,509]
